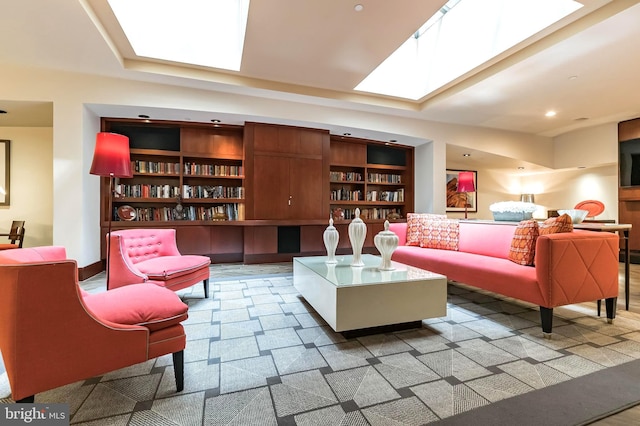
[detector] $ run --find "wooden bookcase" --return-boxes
[102,119,245,225]
[98,119,415,263]
[329,135,414,224]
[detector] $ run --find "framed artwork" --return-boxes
[446,169,477,213]
[0,140,9,206]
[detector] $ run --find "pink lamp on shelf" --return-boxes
[456,171,475,219]
[90,132,132,289]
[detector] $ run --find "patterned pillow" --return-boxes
[508,219,539,266]
[406,213,448,246]
[419,219,459,251]
[539,214,573,235]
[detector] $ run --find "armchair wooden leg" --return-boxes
[203,279,209,298]
[173,350,184,392]
[16,395,35,403]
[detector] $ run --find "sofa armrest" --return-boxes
[389,222,407,246]
[534,231,619,307]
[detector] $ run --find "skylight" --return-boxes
[108,0,250,71]
[355,0,582,100]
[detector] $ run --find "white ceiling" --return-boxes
[1,0,640,170]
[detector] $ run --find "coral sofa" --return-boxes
[0,246,188,402]
[389,217,620,335]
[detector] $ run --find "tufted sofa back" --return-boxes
[110,229,181,265]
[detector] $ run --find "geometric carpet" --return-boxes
[2,264,640,425]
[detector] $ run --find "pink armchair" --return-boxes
[108,228,211,297]
[0,246,188,403]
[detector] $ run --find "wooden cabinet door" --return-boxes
[289,157,324,219]
[253,155,290,219]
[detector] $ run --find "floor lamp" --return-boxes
[456,171,476,219]
[90,132,132,290]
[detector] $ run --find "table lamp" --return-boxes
[90,132,132,289]
[457,171,475,219]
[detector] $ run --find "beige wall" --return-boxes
[0,127,54,247]
[0,62,624,265]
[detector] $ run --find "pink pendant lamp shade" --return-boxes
[456,171,475,193]
[456,171,475,219]
[90,132,132,178]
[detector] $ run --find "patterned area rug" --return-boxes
[2,265,640,425]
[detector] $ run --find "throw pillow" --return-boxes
[508,219,539,266]
[419,219,459,251]
[539,214,573,235]
[406,213,447,246]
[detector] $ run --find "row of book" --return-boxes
[183,163,243,177]
[182,185,244,199]
[367,173,402,184]
[329,171,363,182]
[366,189,404,202]
[113,203,242,222]
[132,160,180,175]
[330,188,363,201]
[331,208,402,221]
[115,184,180,199]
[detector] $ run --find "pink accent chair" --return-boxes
[0,246,188,403]
[108,228,211,297]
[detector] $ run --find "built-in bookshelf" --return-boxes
[97,119,414,264]
[329,136,414,223]
[101,119,245,225]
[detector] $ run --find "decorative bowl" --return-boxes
[558,209,589,224]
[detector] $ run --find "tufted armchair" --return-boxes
[108,228,211,297]
[0,246,188,403]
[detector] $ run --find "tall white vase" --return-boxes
[374,220,399,270]
[348,208,367,267]
[323,218,339,264]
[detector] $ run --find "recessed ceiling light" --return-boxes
[577,166,586,169]
[0,110,7,114]
[568,75,578,80]
[354,4,364,12]
[138,114,150,119]
[574,117,589,121]
[211,119,221,123]
[545,111,556,117]
[463,153,471,157]
[343,132,351,136]
[389,139,397,143]
[518,166,525,170]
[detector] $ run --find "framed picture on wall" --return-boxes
[446,169,477,213]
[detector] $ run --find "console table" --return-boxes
[574,223,632,310]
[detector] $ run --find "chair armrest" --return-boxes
[0,261,149,400]
[108,234,149,289]
[534,231,619,307]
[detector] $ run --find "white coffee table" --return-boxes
[293,254,447,335]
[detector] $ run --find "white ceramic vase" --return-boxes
[374,220,399,270]
[348,208,367,267]
[323,218,339,264]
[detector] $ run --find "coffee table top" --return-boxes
[294,254,445,288]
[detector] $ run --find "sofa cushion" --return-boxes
[508,219,539,266]
[406,213,447,246]
[419,219,459,251]
[83,284,188,331]
[539,214,573,235]
[136,255,211,280]
[458,222,516,259]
